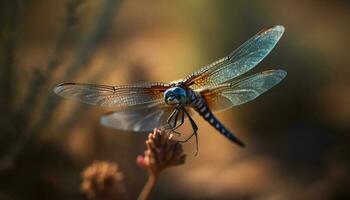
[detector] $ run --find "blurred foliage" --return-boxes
[0,0,350,199]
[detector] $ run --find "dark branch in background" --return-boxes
[15,0,84,130]
[0,0,120,170]
[37,0,119,129]
[64,0,118,80]
[0,0,23,104]
[0,0,21,124]
[0,0,117,169]
[0,4,15,107]
[47,0,84,73]
[0,0,23,169]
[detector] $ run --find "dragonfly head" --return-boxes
[164,87,188,106]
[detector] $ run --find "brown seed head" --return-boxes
[137,128,186,176]
[81,160,125,200]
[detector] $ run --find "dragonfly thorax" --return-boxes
[164,87,190,106]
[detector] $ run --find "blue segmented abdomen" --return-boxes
[192,96,245,147]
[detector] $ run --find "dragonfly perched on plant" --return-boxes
[54,25,286,153]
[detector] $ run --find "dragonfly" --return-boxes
[54,25,286,154]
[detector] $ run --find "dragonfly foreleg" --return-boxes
[172,108,185,131]
[180,110,199,155]
[166,108,182,136]
[167,109,178,128]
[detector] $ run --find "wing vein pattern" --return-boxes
[54,82,170,107]
[184,25,284,90]
[201,69,287,112]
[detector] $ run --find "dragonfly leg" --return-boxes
[166,109,178,128]
[180,110,199,155]
[172,108,185,131]
[166,108,182,136]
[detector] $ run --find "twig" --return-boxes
[0,0,23,170]
[138,173,159,200]
[0,0,85,170]
[62,0,119,80]
[36,0,119,131]
[19,0,84,113]
[137,129,186,200]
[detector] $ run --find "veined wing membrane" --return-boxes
[184,25,284,90]
[100,105,174,132]
[100,104,194,132]
[201,70,287,112]
[54,82,170,107]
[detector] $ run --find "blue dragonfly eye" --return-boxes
[164,87,187,105]
[172,87,187,99]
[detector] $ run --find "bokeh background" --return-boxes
[1,0,350,199]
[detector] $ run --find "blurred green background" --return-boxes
[1,0,350,199]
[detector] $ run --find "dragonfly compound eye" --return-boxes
[173,87,186,96]
[164,90,179,105]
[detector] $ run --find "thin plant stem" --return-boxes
[138,173,159,200]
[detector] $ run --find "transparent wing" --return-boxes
[54,82,170,107]
[100,105,174,132]
[100,104,196,132]
[201,70,287,112]
[184,25,285,90]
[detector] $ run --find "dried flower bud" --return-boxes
[137,128,186,176]
[81,160,125,200]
